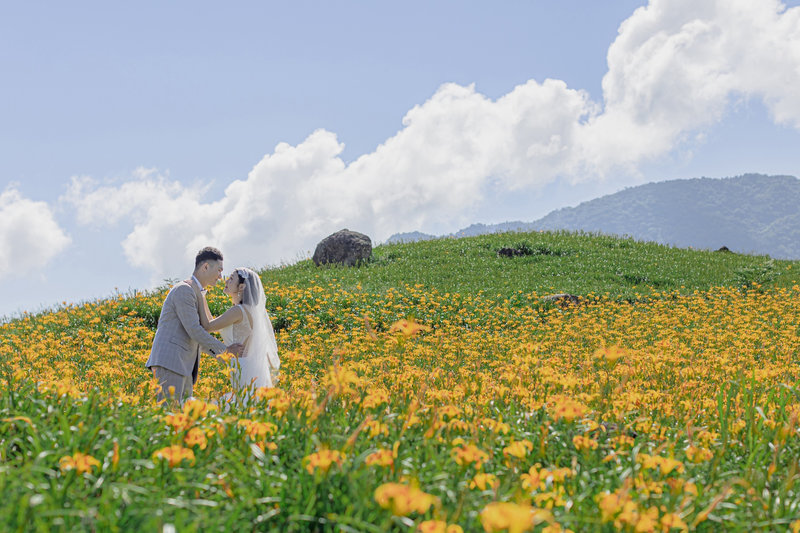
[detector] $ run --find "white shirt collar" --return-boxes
[191,275,205,292]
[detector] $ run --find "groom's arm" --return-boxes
[173,284,229,358]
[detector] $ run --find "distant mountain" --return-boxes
[386,174,800,259]
[451,221,537,238]
[386,222,537,244]
[535,174,800,259]
[385,231,437,244]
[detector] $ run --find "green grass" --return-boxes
[265,230,797,300]
[2,229,800,531]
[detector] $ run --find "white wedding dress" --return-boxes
[220,305,274,390]
[217,269,280,403]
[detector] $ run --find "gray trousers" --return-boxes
[151,365,193,406]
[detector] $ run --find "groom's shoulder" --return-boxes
[166,280,193,298]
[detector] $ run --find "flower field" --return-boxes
[2,233,800,531]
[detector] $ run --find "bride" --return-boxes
[194,267,280,400]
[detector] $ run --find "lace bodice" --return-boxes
[215,288,277,397]
[219,305,252,346]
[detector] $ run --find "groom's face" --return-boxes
[198,259,224,288]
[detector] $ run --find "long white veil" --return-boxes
[237,268,280,387]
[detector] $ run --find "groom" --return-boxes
[146,246,244,405]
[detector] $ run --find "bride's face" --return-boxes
[223,273,241,298]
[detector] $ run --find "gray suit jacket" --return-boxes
[145,280,228,383]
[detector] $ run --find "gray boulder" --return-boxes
[312,229,372,266]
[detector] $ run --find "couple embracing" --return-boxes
[145,247,280,406]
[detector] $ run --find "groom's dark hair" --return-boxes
[195,246,223,268]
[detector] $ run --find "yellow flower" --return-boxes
[596,490,629,523]
[481,418,511,434]
[550,467,574,483]
[615,501,640,529]
[152,445,196,467]
[685,445,713,463]
[51,380,82,398]
[209,422,227,439]
[362,389,390,410]
[183,398,217,420]
[184,427,208,449]
[633,505,659,532]
[323,365,363,397]
[594,345,625,365]
[542,525,573,533]
[418,520,463,533]
[365,449,394,468]
[572,435,598,451]
[521,466,546,491]
[374,482,437,516]
[438,405,462,420]
[389,319,432,336]
[638,453,684,475]
[533,487,567,509]
[111,441,120,469]
[549,397,589,422]
[479,502,551,533]
[303,449,346,475]
[269,396,291,417]
[523,464,575,490]
[503,440,534,459]
[452,443,489,469]
[470,473,500,491]
[660,512,688,532]
[255,441,278,453]
[254,386,284,401]
[59,451,100,475]
[237,419,278,440]
[365,419,390,438]
[164,413,192,433]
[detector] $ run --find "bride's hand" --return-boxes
[227,343,245,357]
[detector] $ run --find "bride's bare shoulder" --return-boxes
[206,304,245,332]
[224,305,245,322]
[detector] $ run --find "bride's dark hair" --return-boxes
[236,269,258,306]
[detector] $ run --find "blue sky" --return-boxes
[2,0,800,318]
[4,1,638,192]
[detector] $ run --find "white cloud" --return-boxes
[64,167,204,226]
[63,0,800,280]
[0,187,71,277]
[580,0,800,172]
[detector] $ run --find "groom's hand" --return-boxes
[227,343,245,357]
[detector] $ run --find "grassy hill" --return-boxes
[266,230,797,300]
[2,231,800,531]
[6,229,796,329]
